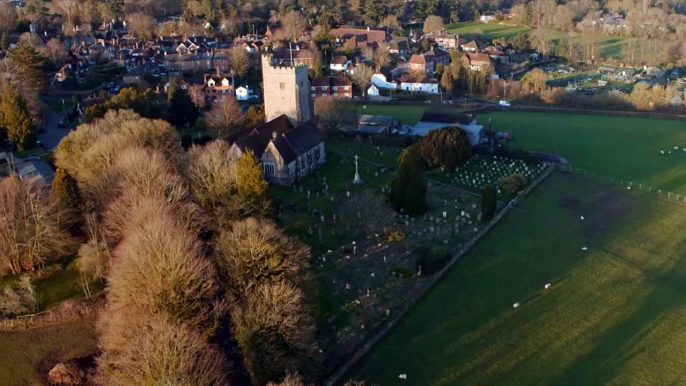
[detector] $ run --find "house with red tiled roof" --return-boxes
[462,52,492,71]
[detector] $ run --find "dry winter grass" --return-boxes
[347,172,686,385]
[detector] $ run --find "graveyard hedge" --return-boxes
[417,127,472,170]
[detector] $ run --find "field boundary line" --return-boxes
[324,164,555,385]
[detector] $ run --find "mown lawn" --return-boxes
[446,22,531,40]
[352,106,686,193]
[345,172,686,385]
[0,317,98,386]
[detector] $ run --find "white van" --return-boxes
[499,100,511,107]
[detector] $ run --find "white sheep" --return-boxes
[513,303,520,308]
[399,374,407,380]
[544,283,551,290]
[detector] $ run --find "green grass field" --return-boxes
[445,22,628,59]
[356,106,686,193]
[346,172,686,385]
[0,317,97,386]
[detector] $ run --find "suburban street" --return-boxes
[38,102,70,151]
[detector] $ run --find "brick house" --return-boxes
[462,53,492,71]
[310,76,353,99]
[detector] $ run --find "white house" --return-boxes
[480,11,497,22]
[399,75,439,94]
[371,71,398,90]
[367,84,380,96]
[236,86,250,101]
[330,56,352,73]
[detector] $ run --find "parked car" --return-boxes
[499,100,511,107]
[57,122,66,129]
[38,127,46,134]
[248,95,260,101]
[106,82,115,89]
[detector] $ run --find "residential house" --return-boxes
[480,11,497,22]
[123,61,157,85]
[331,27,388,49]
[462,53,492,71]
[409,54,430,73]
[409,48,450,73]
[330,56,352,73]
[412,112,484,144]
[400,75,439,94]
[236,86,250,101]
[203,71,234,101]
[15,160,55,187]
[484,49,508,63]
[371,70,398,90]
[432,32,459,50]
[424,47,451,68]
[461,39,486,53]
[310,76,353,99]
[386,37,410,55]
[227,115,326,185]
[163,51,229,72]
[367,84,380,96]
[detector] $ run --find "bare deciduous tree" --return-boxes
[105,197,221,330]
[98,312,228,386]
[214,217,309,296]
[281,10,306,41]
[314,96,356,137]
[126,12,157,39]
[338,191,392,237]
[351,64,375,97]
[205,96,244,137]
[0,177,74,274]
[232,280,318,386]
[43,38,69,65]
[374,44,390,69]
[0,3,16,32]
[423,15,444,34]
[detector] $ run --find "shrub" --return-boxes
[416,246,451,274]
[500,173,527,194]
[481,184,497,220]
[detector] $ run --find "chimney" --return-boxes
[367,26,370,31]
[272,131,278,140]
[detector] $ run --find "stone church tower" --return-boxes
[261,54,312,126]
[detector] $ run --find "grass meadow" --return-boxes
[358,106,686,193]
[445,22,628,59]
[345,172,686,385]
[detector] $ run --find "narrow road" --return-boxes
[38,102,71,151]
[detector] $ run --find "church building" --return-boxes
[227,54,326,186]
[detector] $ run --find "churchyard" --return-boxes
[270,152,488,370]
[345,172,686,385]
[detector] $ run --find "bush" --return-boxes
[416,246,450,274]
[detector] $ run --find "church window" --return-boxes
[263,162,275,176]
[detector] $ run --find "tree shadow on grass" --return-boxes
[547,266,686,385]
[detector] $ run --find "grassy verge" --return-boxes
[0,317,97,386]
